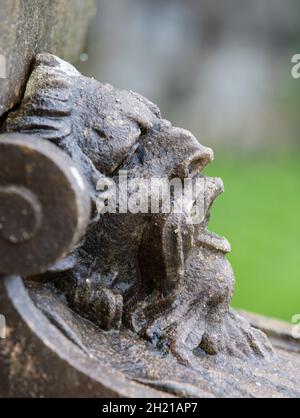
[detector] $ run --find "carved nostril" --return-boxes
[174,147,214,179]
[158,125,215,179]
[189,146,214,175]
[188,156,208,176]
[188,158,203,176]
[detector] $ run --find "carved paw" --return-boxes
[56,273,123,330]
[136,303,206,366]
[137,303,273,366]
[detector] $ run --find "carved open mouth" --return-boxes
[196,176,231,254]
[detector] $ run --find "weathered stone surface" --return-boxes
[1,53,299,397]
[0,0,95,117]
[0,134,91,276]
[0,276,167,398]
[1,276,300,398]
[5,54,273,366]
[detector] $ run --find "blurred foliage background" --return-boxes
[77,0,300,322]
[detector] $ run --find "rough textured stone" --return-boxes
[0,134,91,276]
[1,276,300,398]
[0,0,95,117]
[5,54,273,365]
[1,53,300,397]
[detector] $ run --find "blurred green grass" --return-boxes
[204,152,300,322]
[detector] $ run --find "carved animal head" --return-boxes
[6,54,220,292]
[5,54,273,361]
[5,52,228,309]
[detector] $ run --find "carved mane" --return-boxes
[6,54,78,142]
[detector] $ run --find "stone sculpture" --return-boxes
[4,53,273,367]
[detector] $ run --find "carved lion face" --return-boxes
[6,54,224,295]
[7,53,229,318]
[5,54,272,362]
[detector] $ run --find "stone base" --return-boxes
[1,276,299,398]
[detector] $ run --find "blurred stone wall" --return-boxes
[78,0,300,151]
[0,0,95,117]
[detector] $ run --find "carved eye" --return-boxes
[110,141,141,175]
[92,127,109,141]
[138,123,149,137]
